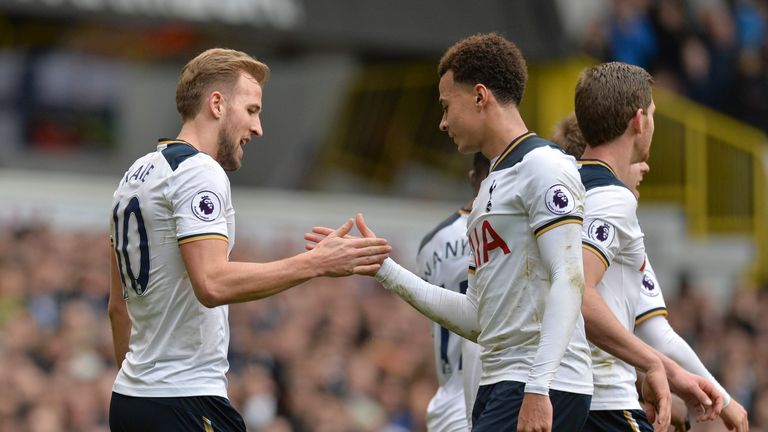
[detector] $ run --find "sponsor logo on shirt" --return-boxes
[544,184,576,215]
[587,219,616,246]
[641,273,660,297]
[191,191,222,222]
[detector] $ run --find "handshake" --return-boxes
[302,213,390,277]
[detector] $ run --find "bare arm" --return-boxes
[582,250,665,372]
[108,250,131,368]
[181,219,391,308]
[582,249,671,430]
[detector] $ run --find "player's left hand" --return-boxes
[518,393,552,432]
[304,213,377,250]
[666,365,722,422]
[720,399,749,432]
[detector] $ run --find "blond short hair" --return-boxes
[176,48,270,121]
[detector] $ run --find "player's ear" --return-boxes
[209,91,225,119]
[629,107,644,134]
[473,84,489,110]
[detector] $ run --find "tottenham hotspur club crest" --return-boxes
[191,190,222,222]
[486,180,497,212]
[544,184,576,215]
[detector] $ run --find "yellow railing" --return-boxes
[317,57,768,281]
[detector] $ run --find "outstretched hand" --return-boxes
[355,213,377,238]
[304,213,379,249]
[304,215,390,276]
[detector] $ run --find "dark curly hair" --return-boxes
[574,62,653,147]
[438,33,528,106]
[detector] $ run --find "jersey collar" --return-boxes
[577,159,618,177]
[490,131,536,172]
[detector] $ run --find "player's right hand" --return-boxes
[518,393,552,432]
[641,363,673,432]
[308,217,391,276]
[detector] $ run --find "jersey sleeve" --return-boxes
[634,259,668,325]
[581,187,641,269]
[166,161,231,245]
[522,150,585,237]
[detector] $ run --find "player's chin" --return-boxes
[222,158,243,172]
[455,140,477,155]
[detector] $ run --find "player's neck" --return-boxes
[177,121,218,157]
[581,137,633,183]
[482,105,528,160]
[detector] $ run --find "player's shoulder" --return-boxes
[418,209,468,254]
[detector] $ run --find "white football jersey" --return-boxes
[417,209,480,432]
[634,258,668,326]
[110,139,235,398]
[579,160,646,410]
[467,132,593,395]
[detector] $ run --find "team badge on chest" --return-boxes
[191,191,222,222]
[544,184,575,215]
[486,180,497,212]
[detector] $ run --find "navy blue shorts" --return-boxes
[583,409,654,432]
[471,381,591,432]
[109,392,246,432]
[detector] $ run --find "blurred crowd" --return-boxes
[582,0,768,131]
[0,223,436,432]
[2,222,768,431]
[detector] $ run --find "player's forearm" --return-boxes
[376,258,480,341]
[201,253,317,306]
[108,305,131,368]
[109,250,131,368]
[526,224,585,394]
[583,286,662,372]
[637,317,731,406]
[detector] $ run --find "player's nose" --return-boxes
[439,116,448,132]
[251,119,263,137]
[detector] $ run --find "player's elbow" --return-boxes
[193,281,226,308]
[107,297,128,322]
